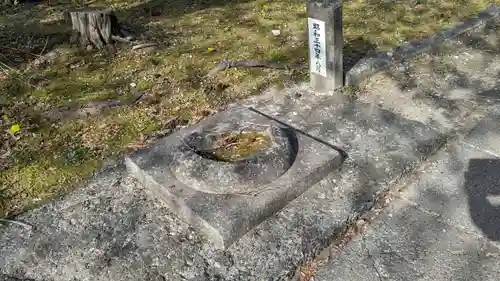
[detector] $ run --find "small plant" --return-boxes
[338,84,361,99]
[268,50,289,63]
[61,145,94,165]
[207,131,270,162]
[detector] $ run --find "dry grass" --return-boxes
[208,131,270,161]
[0,0,497,217]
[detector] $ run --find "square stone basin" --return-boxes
[125,106,343,249]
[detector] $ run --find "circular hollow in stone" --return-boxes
[171,124,298,194]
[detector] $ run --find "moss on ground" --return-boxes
[0,0,497,217]
[209,131,270,162]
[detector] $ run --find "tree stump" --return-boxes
[67,8,127,50]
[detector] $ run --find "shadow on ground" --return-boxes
[315,14,500,280]
[355,16,500,244]
[317,152,500,280]
[465,158,500,242]
[343,37,377,72]
[383,18,500,102]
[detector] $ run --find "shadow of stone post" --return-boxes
[464,158,500,242]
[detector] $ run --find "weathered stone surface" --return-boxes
[0,163,215,281]
[202,88,446,280]
[346,5,500,85]
[11,12,500,279]
[306,20,500,281]
[314,199,500,281]
[307,0,343,92]
[0,89,445,281]
[125,106,344,249]
[393,115,500,245]
[171,124,296,193]
[463,114,500,156]
[315,133,500,281]
[246,90,445,177]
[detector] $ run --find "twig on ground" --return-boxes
[129,116,188,149]
[44,91,146,122]
[0,45,40,57]
[0,147,11,159]
[132,43,158,51]
[83,91,145,108]
[5,129,19,141]
[206,59,304,78]
[0,218,34,230]
[38,37,49,58]
[0,60,18,73]
[0,64,11,78]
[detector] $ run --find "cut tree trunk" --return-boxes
[66,8,126,50]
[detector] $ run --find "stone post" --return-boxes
[307,0,343,92]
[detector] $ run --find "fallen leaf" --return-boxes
[263,4,269,9]
[9,124,20,133]
[207,47,215,52]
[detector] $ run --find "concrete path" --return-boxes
[314,13,500,281]
[315,112,500,280]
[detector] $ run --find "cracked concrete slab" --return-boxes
[0,164,212,281]
[315,198,500,281]
[462,113,500,156]
[306,16,500,276]
[315,117,500,281]
[399,113,500,246]
[401,144,499,244]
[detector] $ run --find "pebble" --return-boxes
[180,272,195,279]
